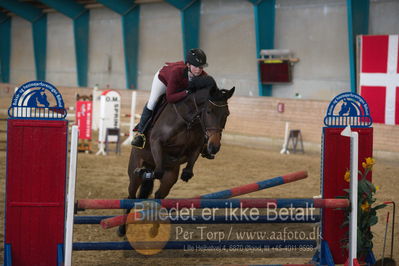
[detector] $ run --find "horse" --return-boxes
[118,84,235,236]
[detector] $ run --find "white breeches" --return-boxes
[147,70,167,111]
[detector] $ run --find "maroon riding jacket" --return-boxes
[158,61,207,103]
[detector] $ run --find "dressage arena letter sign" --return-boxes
[98,89,121,143]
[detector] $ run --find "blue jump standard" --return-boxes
[72,240,317,251]
[74,215,321,224]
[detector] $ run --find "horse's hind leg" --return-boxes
[118,149,143,237]
[149,166,179,238]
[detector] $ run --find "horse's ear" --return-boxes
[225,87,235,100]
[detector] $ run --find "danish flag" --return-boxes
[359,35,399,125]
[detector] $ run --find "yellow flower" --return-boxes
[361,201,371,211]
[375,185,380,191]
[344,170,350,183]
[362,157,375,170]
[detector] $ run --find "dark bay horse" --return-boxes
[118,85,234,236]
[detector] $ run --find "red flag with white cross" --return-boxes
[359,35,399,125]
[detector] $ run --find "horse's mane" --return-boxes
[209,88,230,102]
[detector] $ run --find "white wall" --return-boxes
[138,3,182,91]
[10,16,35,84]
[46,13,76,86]
[369,0,399,34]
[88,8,125,89]
[273,0,350,100]
[201,0,258,95]
[6,0,399,100]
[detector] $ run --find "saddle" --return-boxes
[133,94,169,134]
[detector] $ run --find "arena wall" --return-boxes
[1,82,398,154]
[5,0,399,100]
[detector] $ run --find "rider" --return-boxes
[131,48,215,157]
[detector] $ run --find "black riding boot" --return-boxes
[131,106,153,148]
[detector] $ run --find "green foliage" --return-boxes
[341,158,387,258]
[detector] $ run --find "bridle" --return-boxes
[203,99,228,138]
[173,93,228,138]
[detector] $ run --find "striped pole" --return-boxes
[97,171,308,228]
[77,198,349,210]
[75,215,320,225]
[73,240,317,251]
[197,170,308,199]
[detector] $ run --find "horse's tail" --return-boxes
[138,179,154,199]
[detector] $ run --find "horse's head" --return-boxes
[203,86,235,156]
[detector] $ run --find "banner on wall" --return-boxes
[76,100,92,140]
[359,34,399,125]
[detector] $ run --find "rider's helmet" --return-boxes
[186,48,208,67]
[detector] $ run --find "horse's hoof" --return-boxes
[117,225,126,237]
[180,170,193,182]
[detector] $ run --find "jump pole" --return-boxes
[122,91,137,145]
[197,170,307,199]
[77,198,349,210]
[75,214,321,225]
[97,170,308,228]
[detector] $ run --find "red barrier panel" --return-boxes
[322,127,373,264]
[5,119,68,266]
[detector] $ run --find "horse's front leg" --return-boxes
[150,139,165,179]
[181,144,203,182]
[148,166,179,238]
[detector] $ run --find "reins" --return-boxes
[173,93,202,130]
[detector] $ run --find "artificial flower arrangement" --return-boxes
[340,157,386,259]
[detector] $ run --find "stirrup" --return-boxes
[131,133,146,149]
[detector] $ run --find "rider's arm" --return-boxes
[165,70,189,103]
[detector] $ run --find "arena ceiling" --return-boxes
[0,0,162,16]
